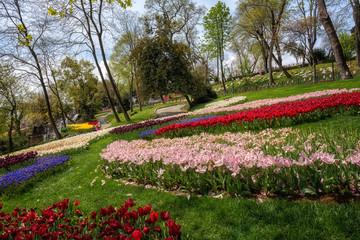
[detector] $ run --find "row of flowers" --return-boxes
[0,155,71,193]
[203,96,247,110]
[139,116,216,138]
[194,88,360,115]
[109,89,360,138]
[1,128,114,157]
[0,198,184,240]
[101,128,360,196]
[0,151,37,170]
[154,92,360,137]
[109,116,185,135]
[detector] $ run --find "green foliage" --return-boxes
[59,57,101,121]
[202,1,231,59]
[313,48,326,63]
[131,28,207,102]
[338,30,356,61]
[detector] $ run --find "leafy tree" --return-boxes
[338,30,356,61]
[0,65,27,152]
[110,10,143,112]
[144,0,205,50]
[58,57,101,121]
[49,0,132,122]
[203,1,231,92]
[285,0,319,81]
[110,33,138,113]
[131,24,210,107]
[0,0,62,139]
[234,0,291,84]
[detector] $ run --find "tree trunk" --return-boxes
[275,39,282,66]
[184,94,193,107]
[220,46,227,92]
[216,55,219,80]
[86,0,130,122]
[352,0,360,67]
[160,95,165,104]
[79,2,121,123]
[312,63,317,83]
[8,109,14,153]
[268,41,275,85]
[29,49,62,140]
[133,65,142,112]
[318,0,352,79]
[271,52,292,78]
[129,69,134,112]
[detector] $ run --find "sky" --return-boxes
[125,0,296,69]
[130,0,238,15]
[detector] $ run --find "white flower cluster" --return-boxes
[204,96,247,110]
[2,127,115,157]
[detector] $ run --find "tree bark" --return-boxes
[79,0,121,123]
[129,68,134,112]
[318,0,352,79]
[30,49,62,139]
[160,95,165,104]
[8,109,14,153]
[133,64,142,112]
[184,94,193,107]
[268,40,275,85]
[351,0,360,66]
[89,0,130,122]
[220,46,227,92]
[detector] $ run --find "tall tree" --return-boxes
[0,0,62,139]
[110,10,143,112]
[203,1,231,92]
[235,0,291,84]
[286,0,319,81]
[338,30,356,62]
[317,0,352,79]
[350,0,360,66]
[0,64,26,152]
[59,57,100,121]
[144,0,205,48]
[49,0,132,122]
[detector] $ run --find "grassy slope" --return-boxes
[211,62,360,92]
[2,79,360,239]
[107,102,186,127]
[191,76,360,112]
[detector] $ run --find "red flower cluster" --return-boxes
[88,122,99,125]
[0,151,37,170]
[0,199,183,240]
[155,92,360,135]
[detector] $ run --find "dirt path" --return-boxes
[96,112,111,129]
[155,103,187,118]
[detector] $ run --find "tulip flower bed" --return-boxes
[0,151,37,171]
[109,115,186,135]
[101,127,360,196]
[138,116,216,138]
[0,155,70,193]
[193,88,360,115]
[0,198,186,240]
[154,92,360,137]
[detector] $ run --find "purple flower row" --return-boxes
[139,116,216,138]
[0,151,38,170]
[109,115,186,134]
[0,155,71,191]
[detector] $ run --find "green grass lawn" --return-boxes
[211,61,360,93]
[2,78,360,239]
[107,102,187,127]
[190,75,360,112]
